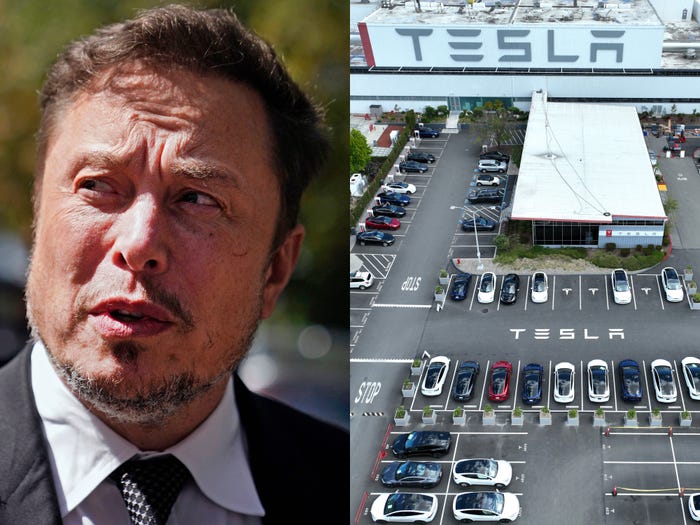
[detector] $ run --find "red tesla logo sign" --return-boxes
[606,230,612,237]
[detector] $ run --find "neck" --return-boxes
[90,379,228,451]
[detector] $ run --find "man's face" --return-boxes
[26,64,301,423]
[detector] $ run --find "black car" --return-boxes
[377,191,410,207]
[356,230,395,247]
[467,188,504,204]
[461,216,496,232]
[380,461,443,488]
[479,150,510,162]
[399,160,428,173]
[406,151,436,163]
[417,127,440,138]
[451,273,473,301]
[372,203,406,218]
[392,430,452,459]
[500,273,520,304]
[453,361,480,402]
[619,359,643,402]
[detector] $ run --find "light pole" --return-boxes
[450,205,483,271]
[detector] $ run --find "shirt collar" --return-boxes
[31,341,264,518]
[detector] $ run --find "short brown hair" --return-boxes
[36,4,329,246]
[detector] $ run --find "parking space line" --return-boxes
[579,275,582,310]
[524,275,530,311]
[547,360,552,409]
[655,274,666,310]
[579,360,585,407]
[511,359,522,408]
[610,360,618,411]
[604,274,610,310]
[668,436,688,525]
[551,275,556,310]
[478,359,490,411]
[642,359,652,412]
[630,274,638,310]
[674,359,687,413]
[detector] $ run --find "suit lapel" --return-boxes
[0,345,61,524]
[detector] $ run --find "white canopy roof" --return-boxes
[511,91,667,223]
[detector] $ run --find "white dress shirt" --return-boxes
[31,341,264,524]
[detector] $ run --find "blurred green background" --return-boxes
[0,0,349,428]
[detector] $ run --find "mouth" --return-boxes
[89,300,175,338]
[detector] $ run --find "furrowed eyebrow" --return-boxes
[170,160,240,188]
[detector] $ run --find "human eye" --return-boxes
[179,190,221,208]
[77,178,114,193]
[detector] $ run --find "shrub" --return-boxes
[454,406,464,417]
[568,409,578,418]
[439,269,448,278]
[493,234,511,251]
[635,244,643,252]
[693,293,700,303]
[403,378,414,389]
[682,410,691,420]
[435,285,445,294]
[423,406,433,416]
[605,242,616,251]
[627,409,636,419]
[652,407,661,417]
[483,404,493,413]
[620,248,630,257]
[395,405,406,418]
[540,406,550,414]
[595,407,605,417]
[513,406,523,417]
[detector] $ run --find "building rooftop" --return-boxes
[510,90,667,223]
[361,0,660,27]
[352,0,700,69]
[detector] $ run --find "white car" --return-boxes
[530,271,548,303]
[478,159,507,173]
[611,268,632,304]
[681,356,700,400]
[452,458,512,489]
[385,181,416,194]
[689,492,700,521]
[587,359,610,403]
[477,272,497,304]
[421,356,450,396]
[350,270,374,290]
[660,266,684,302]
[651,358,677,403]
[452,491,520,523]
[475,174,501,186]
[553,361,575,403]
[371,492,438,523]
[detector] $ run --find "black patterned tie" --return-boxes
[110,455,192,525]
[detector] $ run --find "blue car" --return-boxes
[356,230,395,247]
[521,363,544,405]
[377,191,410,207]
[417,127,440,138]
[450,273,473,301]
[619,359,643,402]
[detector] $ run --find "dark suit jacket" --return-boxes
[0,344,349,524]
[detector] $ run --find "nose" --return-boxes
[111,194,169,274]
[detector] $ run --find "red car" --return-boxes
[488,361,513,402]
[366,216,400,231]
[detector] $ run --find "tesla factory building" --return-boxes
[512,91,666,248]
[351,0,700,114]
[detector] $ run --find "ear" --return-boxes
[260,224,305,320]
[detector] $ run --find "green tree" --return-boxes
[350,128,372,174]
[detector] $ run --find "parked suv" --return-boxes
[478,159,507,173]
[350,271,374,290]
[467,188,504,204]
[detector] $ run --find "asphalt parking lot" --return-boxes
[350,128,700,524]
